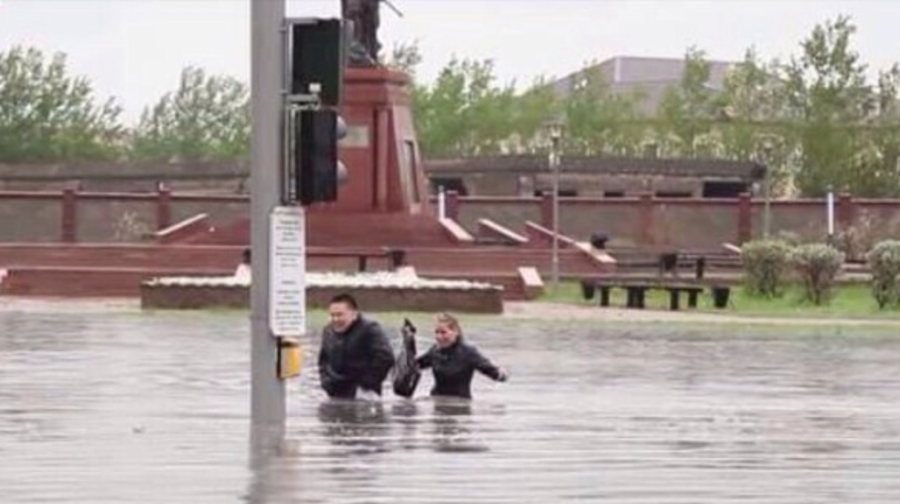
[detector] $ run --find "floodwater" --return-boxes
[2,300,900,503]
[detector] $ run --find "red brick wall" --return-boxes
[77,199,156,241]
[0,197,59,242]
[5,190,900,250]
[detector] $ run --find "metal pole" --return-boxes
[762,145,773,240]
[826,186,835,244]
[250,0,285,429]
[763,172,771,239]
[551,137,560,291]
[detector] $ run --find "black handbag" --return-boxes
[392,319,421,398]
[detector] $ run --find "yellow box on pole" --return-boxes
[277,337,302,379]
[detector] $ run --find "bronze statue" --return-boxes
[342,0,381,66]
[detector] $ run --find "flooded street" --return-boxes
[2,300,900,503]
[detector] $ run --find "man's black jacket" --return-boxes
[318,315,395,399]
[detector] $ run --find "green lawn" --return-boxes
[540,281,900,320]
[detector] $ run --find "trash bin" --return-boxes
[590,233,609,250]
[695,257,706,280]
[580,279,596,300]
[385,248,407,270]
[711,286,731,309]
[660,252,678,273]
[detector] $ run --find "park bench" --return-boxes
[580,277,731,311]
[307,247,407,272]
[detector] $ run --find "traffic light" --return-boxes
[295,108,348,205]
[290,18,346,107]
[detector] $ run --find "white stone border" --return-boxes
[144,271,500,291]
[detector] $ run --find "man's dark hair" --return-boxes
[241,248,251,265]
[329,292,358,310]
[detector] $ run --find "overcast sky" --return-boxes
[0,0,896,124]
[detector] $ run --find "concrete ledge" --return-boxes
[155,213,210,244]
[0,266,231,297]
[517,266,544,300]
[477,219,528,245]
[523,222,616,273]
[524,221,579,248]
[438,218,475,244]
[574,241,617,266]
[723,242,743,255]
[140,283,504,313]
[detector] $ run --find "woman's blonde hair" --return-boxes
[435,312,462,333]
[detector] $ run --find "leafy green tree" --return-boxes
[411,57,516,157]
[562,63,642,155]
[657,47,720,157]
[783,16,872,196]
[507,75,559,153]
[718,48,797,196]
[850,64,900,197]
[131,66,250,161]
[0,45,122,162]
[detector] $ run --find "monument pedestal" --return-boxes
[309,66,431,216]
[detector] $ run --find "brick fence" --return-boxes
[2,189,898,250]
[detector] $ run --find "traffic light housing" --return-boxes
[296,108,347,205]
[290,18,345,107]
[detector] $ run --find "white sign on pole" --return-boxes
[269,206,306,336]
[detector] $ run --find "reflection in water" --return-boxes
[317,399,391,456]
[430,399,483,453]
[2,303,900,503]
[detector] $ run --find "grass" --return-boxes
[540,280,900,320]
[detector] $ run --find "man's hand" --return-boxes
[357,389,380,402]
[497,368,510,382]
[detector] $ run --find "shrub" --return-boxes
[866,240,900,309]
[789,243,844,305]
[741,240,793,297]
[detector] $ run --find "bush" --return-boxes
[866,240,900,309]
[741,240,793,297]
[789,243,844,305]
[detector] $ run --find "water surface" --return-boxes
[1,301,899,503]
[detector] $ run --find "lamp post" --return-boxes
[547,121,563,291]
[761,140,774,239]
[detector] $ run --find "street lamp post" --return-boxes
[761,141,774,239]
[547,122,563,291]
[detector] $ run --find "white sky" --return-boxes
[0,0,897,124]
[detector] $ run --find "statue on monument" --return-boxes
[341,0,380,67]
[342,0,401,67]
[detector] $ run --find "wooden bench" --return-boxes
[580,278,722,311]
[307,247,407,272]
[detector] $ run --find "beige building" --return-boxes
[552,55,737,116]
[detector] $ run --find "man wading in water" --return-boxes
[317,293,395,400]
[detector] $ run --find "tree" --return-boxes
[850,64,900,197]
[783,16,873,196]
[131,66,250,161]
[0,45,122,162]
[561,63,642,156]
[657,47,721,157]
[411,57,517,157]
[507,75,559,153]
[718,48,797,196]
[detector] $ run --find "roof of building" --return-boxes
[425,154,766,181]
[551,55,738,116]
